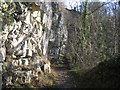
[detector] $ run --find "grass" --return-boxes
[68,55,120,88]
[4,68,58,89]
[24,68,58,88]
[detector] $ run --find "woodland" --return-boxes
[0,0,120,89]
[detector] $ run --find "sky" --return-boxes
[64,0,118,9]
[64,0,80,9]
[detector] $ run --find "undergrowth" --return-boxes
[69,54,120,88]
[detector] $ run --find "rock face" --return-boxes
[48,3,67,61]
[0,9,4,89]
[0,2,67,87]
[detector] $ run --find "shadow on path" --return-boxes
[52,64,77,88]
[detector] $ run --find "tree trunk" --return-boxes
[117,3,120,53]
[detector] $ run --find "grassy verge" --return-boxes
[5,68,58,88]
[68,55,120,88]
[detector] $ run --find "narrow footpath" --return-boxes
[53,64,77,88]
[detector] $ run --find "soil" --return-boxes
[52,64,77,88]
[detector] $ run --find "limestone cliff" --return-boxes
[0,2,67,88]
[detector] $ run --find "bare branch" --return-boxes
[88,2,110,15]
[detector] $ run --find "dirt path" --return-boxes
[53,65,77,88]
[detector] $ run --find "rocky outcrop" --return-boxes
[0,2,67,88]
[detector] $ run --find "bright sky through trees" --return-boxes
[64,0,118,9]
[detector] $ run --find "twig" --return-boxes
[88,2,110,15]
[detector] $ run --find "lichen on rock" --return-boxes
[0,2,67,88]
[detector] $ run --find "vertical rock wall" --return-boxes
[0,2,67,87]
[0,9,4,90]
[48,2,67,61]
